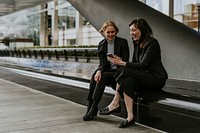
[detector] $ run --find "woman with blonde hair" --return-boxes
[83,20,129,121]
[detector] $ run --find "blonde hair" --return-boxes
[99,20,119,34]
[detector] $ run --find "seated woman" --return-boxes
[83,20,129,121]
[99,18,168,128]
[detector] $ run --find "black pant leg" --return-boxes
[119,77,140,100]
[87,72,97,101]
[116,67,165,89]
[92,72,116,103]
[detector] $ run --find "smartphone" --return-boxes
[107,53,114,58]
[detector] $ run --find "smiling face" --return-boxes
[129,24,141,42]
[104,26,117,41]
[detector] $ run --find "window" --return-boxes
[67,39,76,45]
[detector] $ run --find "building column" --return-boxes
[75,11,83,45]
[169,0,174,18]
[52,0,58,46]
[40,4,48,46]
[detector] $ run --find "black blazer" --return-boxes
[126,37,168,80]
[97,36,129,72]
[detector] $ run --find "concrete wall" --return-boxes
[68,0,200,82]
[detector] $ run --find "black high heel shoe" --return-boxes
[118,118,135,128]
[83,107,98,121]
[99,106,121,115]
[83,101,98,121]
[83,100,93,119]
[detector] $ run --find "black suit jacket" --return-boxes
[126,37,168,80]
[97,36,129,72]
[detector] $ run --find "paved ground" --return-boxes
[0,77,164,133]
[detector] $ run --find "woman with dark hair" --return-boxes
[83,20,129,121]
[99,18,168,128]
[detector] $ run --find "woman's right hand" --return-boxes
[94,70,101,83]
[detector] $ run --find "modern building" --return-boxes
[0,0,199,49]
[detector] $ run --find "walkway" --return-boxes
[0,78,163,133]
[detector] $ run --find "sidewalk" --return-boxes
[0,78,164,133]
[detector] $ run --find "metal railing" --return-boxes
[0,49,98,63]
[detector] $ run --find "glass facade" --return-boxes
[0,10,30,39]
[146,0,162,12]
[174,0,198,30]
[145,0,199,30]
[27,6,40,46]
[58,6,76,29]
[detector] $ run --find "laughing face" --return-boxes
[104,26,117,41]
[129,24,141,43]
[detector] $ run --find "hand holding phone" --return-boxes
[107,53,114,58]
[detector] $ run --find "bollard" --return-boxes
[39,50,44,59]
[85,50,90,63]
[33,50,37,59]
[3,50,6,57]
[14,50,18,57]
[55,50,59,60]
[18,50,21,58]
[6,50,10,57]
[74,50,78,62]
[28,49,32,58]
[64,50,68,61]
[0,50,3,56]
[11,50,14,57]
[0,50,2,56]
[47,50,51,60]
[3,50,6,56]
[22,50,26,58]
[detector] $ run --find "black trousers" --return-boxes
[114,67,166,99]
[87,70,117,103]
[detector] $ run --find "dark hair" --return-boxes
[99,20,119,34]
[129,18,153,47]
